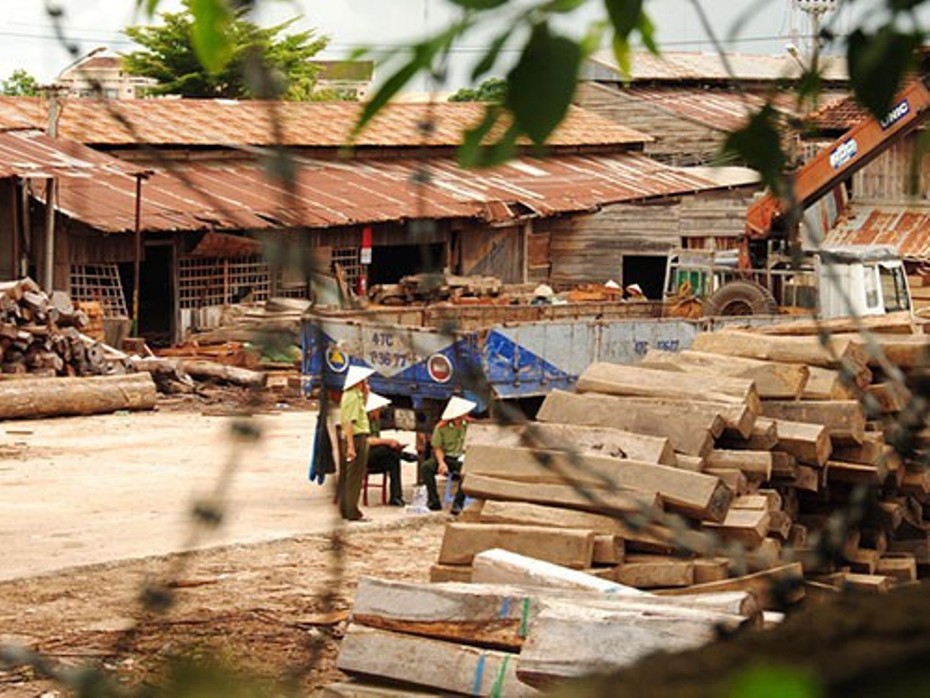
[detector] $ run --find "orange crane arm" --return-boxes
[744,78,930,241]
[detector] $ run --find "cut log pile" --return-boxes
[332,557,761,695]
[0,278,132,378]
[185,297,310,345]
[330,320,930,694]
[368,273,503,305]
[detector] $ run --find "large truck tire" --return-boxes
[704,280,778,317]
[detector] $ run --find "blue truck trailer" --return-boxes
[301,302,725,432]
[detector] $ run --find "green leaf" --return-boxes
[137,0,160,16]
[356,58,423,136]
[611,34,632,78]
[505,23,582,144]
[729,664,821,698]
[189,0,234,74]
[638,11,658,54]
[795,66,823,109]
[889,0,924,10]
[356,21,469,134]
[471,31,511,81]
[458,106,504,167]
[721,104,786,193]
[604,0,643,39]
[847,27,920,119]
[580,20,608,57]
[448,0,508,8]
[541,0,589,12]
[473,122,520,167]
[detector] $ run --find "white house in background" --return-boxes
[311,60,375,100]
[56,51,374,102]
[57,50,157,100]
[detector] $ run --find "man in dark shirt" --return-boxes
[364,392,412,506]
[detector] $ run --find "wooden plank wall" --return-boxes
[0,179,16,280]
[575,83,725,166]
[65,225,137,264]
[853,136,930,203]
[460,224,523,283]
[546,190,752,285]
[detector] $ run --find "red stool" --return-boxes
[363,471,389,506]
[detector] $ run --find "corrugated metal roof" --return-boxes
[823,205,930,261]
[587,50,849,83]
[0,130,142,179]
[52,152,747,234]
[0,97,649,149]
[623,86,766,131]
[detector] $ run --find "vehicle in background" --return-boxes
[665,244,912,318]
[303,80,930,452]
[670,78,930,318]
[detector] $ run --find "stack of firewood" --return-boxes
[328,313,930,695]
[0,278,131,377]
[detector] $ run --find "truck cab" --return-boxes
[664,244,912,319]
[814,245,911,318]
[674,78,929,319]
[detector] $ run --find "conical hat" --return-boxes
[343,365,375,390]
[442,395,476,421]
[365,392,392,413]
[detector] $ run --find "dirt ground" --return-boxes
[5,394,930,697]
[0,395,448,696]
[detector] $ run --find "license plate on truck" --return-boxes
[393,408,417,432]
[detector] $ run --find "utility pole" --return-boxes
[793,0,838,70]
[41,84,64,293]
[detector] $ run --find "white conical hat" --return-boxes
[442,395,476,421]
[343,365,375,390]
[365,392,392,413]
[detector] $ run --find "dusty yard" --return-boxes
[0,402,447,695]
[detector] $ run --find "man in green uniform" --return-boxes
[419,396,476,515]
[364,392,412,506]
[339,365,374,522]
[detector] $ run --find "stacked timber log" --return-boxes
[332,558,761,695]
[368,273,503,305]
[331,317,930,694]
[0,278,133,377]
[185,297,310,345]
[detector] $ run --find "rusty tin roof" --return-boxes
[587,50,849,83]
[823,205,930,261]
[0,97,650,149]
[52,152,749,234]
[0,130,142,179]
[623,86,767,131]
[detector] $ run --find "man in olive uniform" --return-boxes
[364,392,412,506]
[339,365,375,522]
[419,396,476,515]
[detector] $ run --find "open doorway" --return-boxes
[622,255,667,300]
[368,243,446,284]
[138,243,175,346]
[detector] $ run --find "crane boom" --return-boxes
[744,78,930,242]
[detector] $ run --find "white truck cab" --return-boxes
[665,244,913,319]
[815,246,911,318]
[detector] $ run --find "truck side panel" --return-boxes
[302,316,707,403]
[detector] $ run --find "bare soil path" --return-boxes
[0,404,444,696]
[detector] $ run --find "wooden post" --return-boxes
[43,177,55,292]
[132,173,143,334]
